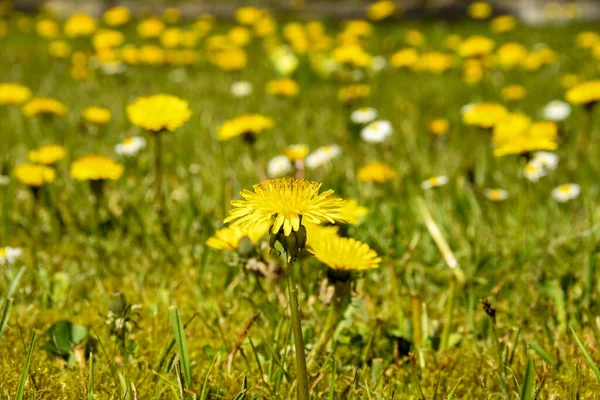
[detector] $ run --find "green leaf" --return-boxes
[519,359,535,400]
[16,330,37,400]
[571,326,600,382]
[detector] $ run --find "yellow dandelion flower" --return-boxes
[565,80,600,106]
[224,178,348,237]
[490,15,516,33]
[206,220,271,251]
[28,145,66,165]
[83,106,112,125]
[236,7,261,25]
[502,84,526,101]
[137,17,165,38]
[48,40,71,59]
[338,199,368,224]
[458,35,495,58]
[36,18,59,39]
[217,114,274,141]
[127,94,191,132]
[15,164,56,187]
[285,144,309,161]
[103,6,130,27]
[64,12,97,38]
[311,235,381,271]
[92,29,125,50]
[357,162,397,183]
[338,84,370,104]
[0,83,31,105]
[22,97,67,117]
[428,119,449,135]
[494,42,528,70]
[463,102,508,128]
[70,155,124,181]
[210,48,248,71]
[367,1,396,21]
[468,1,492,20]
[163,7,181,24]
[390,48,419,68]
[266,78,299,97]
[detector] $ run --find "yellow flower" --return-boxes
[266,78,299,97]
[483,188,508,202]
[36,18,59,39]
[565,80,600,105]
[92,29,125,50]
[193,14,215,36]
[493,114,558,156]
[137,17,165,38]
[64,12,97,38]
[576,31,600,49]
[15,164,56,187]
[357,162,397,183]
[22,97,67,117]
[338,84,370,104]
[285,144,309,161]
[218,114,274,141]
[444,34,462,50]
[163,7,181,24]
[390,48,419,68]
[490,15,516,33]
[338,199,368,224]
[458,35,495,58]
[311,235,380,271]
[463,102,508,128]
[463,59,484,84]
[405,29,424,47]
[428,119,449,135]
[502,84,526,101]
[206,221,271,251]
[138,45,166,65]
[210,48,247,71]
[236,6,261,25]
[414,52,454,73]
[48,40,71,58]
[103,6,130,27]
[332,44,373,68]
[224,178,348,237]
[0,83,31,105]
[28,145,66,165]
[367,0,396,21]
[468,1,492,20]
[344,20,373,37]
[70,155,124,181]
[494,42,528,69]
[228,26,252,47]
[160,28,182,48]
[127,95,192,132]
[83,107,112,124]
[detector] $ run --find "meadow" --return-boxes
[1,1,600,398]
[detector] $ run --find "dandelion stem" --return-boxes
[285,257,310,400]
[440,278,455,351]
[411,294,422,347]
[153,132,163,209]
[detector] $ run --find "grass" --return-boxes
[1,8,600,399]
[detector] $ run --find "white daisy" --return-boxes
[421,175,448,190]
[543,100,571,121]
[231,81,253,98]
[115,136,146,156]
[0,246,23,265]
[522,162,546,182]
[532,151,559,171]
[305,145,342,169]
[483,188,509,202]
[271,46,299,76]
[267,155,293,178]
[361,120,393,143]
[351,107,377,124]
[99,61,126,75]
[552,183,581,203]
[371,55,387,72]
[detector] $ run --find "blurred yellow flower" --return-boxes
[137,17,165,38]
[390,48,419,68]
[338,199,368,224]
[490,15,516,33]
[28,145,66,165]
[22,97,67,117]
[565,80,600,105]
[333,44,373,68]
[160,28,182,48]
[345,20,373,37]
[103,6,130,27]
[405,29,424,47]
[312,235,380,271]
[224,178,348,237]
[64,12,97,38]
[206,221,271,251]
[367,0,396,21]
[83,106,112,124]
[495,42,527,69]
[210,48,247,71]
[138,45,166,65]
[266,78,300,97]
[463,102,507,128]
[428,119,449,135]
[0,83,31,104]
[493,114,558,156]
[415,52,454,73]
[576,31,600,49]
[163,7,181,24]
[70,155,124,181]
[218,114,274,141]
[228,26,252,47]
[128,94,191,132]
[48,40,71,58]
[92,29,125,50]
[338,84,370,105]
[15,164,56,187]
[459,35,495,58]
[502,85,527,101]
[468,1,492,20]
[285,144,309,161]
[358,162,397,183]
[36,18,58,38]
[236,6,261,25]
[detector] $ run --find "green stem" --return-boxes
[286,257,309,400]
[440,278,455,351]
[154,132,164,212]
[307,283,342,371]
[388,263,405,337]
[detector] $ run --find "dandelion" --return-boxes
[350,107,377,124]
[103,6,130,27]
[463,102,508,129]
[127,95,191,133]
[15,164,56,187]
[267,155,294,178]
[361,120,393,143]
[285,144,309,161]
[338,199,369,224]
[70,156,124,181]
[565,80,600,106]
[311,235,381,271]
[483,188,508,202]
[305,145,341,169]
[390,48,419,69]
[28,145,66,165]
[468,1,493,20]
[218,114,274,142]
[0,246,23,265]
[206,221,271,252]
[83,106,112,125]
[428,119,449,136]
[358,162,397,183]
[115,136,146,157]
[137,17,165,38]
[231,81,253,97]
[265,78,299,97]
[64,12,97,38]
[552,184,581,203]
[0,83,32,105]
[458,35,495,58]
[421,176,448,190]
[490,15,517,33]
[22,97,67,117]
[502,85,526,101]
[367,0,396,21]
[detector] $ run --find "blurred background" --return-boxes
[4,0,600,22]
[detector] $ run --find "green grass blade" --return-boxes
[0,298,13,344]
[88,353,94,400]
[524,338,555,366]
[519,359,535,400]
[169,306,194,391]
[446,378,461,400]
[3,266,25,302]
[570,326,600,382]
[16,330,37,400]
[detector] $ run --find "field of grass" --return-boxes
[1,3,600,399]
